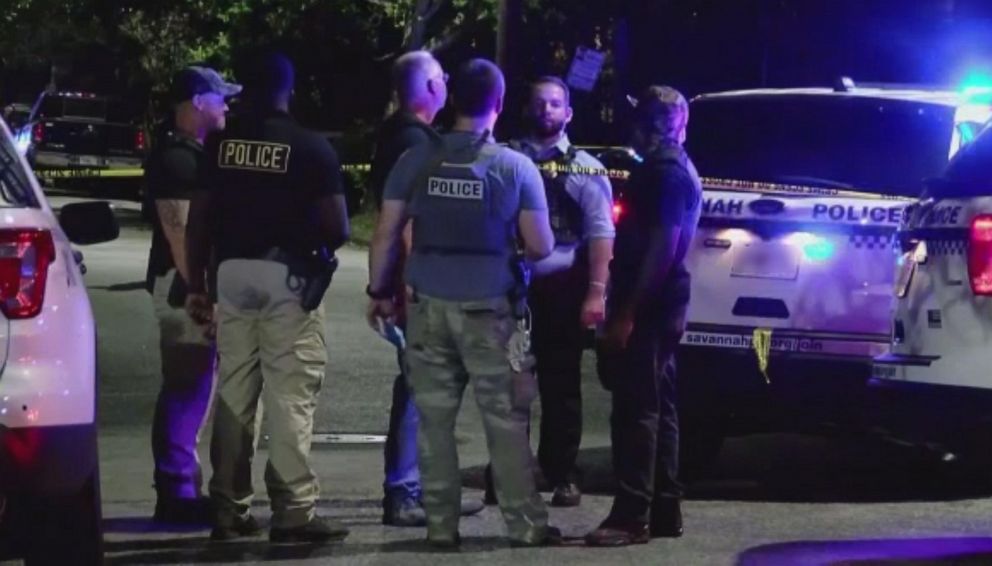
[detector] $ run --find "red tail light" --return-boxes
[0,230,55,319]
[135,129,146,151]
[31,122,45,144]
[968,214,992,296]
[612,202,624,223]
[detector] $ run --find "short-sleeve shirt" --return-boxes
[383,131,548,301]
[513,135,615,240]
[368,111,438,209]
[201,109,343,262]
[143,130,202,291]
[611,144,702,306]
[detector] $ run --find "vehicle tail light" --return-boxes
[612,202,624,223]
[0,230,55,319]
[968,214,992,295]
[135,129,146,152]
[31,122,45,145]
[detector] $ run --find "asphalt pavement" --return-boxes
[44,195,992,565]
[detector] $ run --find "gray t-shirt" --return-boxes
[383,131,549,301]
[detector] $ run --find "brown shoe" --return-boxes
[550,482,581,507]
[585,521,649,547]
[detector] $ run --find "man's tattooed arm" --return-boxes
[156,199,191,281]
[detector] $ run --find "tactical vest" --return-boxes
[409,136,516,256]
[511,141,585,247]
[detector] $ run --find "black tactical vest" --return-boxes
[511,141,585,247]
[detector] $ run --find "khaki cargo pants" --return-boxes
[209,259,327,529]
[405,293,550,543]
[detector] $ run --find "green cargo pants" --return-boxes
[405,293,550,544]
[209,259,327,529]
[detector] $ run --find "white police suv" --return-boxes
[675,82,991,472]
[871,117,992,452]
[0,116,118,563]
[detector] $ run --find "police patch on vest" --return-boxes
[427,177,484,200]
[218,140,291,174]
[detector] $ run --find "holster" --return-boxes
[263,247,339,311]
[508,254,531,320]
[298,251,338,312]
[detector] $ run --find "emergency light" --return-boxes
[968,214,992,296]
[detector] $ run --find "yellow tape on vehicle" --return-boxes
[752,328,773,384]
[35,167,144,180]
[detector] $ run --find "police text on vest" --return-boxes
[218,140,292,173]
[427,177,484,200]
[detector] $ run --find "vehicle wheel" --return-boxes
[676,348,732,483]
[680,415,727,483]
[24,468,103,566]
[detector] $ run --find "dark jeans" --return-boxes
[597,300,687,524]
[530,264,588,486]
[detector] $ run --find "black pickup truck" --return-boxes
[18,91,146,179]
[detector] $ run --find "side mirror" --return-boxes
[59,201,120,245]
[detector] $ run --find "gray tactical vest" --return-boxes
[409,136,517,256]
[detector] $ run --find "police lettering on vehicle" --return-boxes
[702,198,744,216]
[428,176,484,200]
[920,205,963,226]
[218,140,291,173]
[811,204,903,224]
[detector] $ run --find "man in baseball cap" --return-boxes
[144,64,239,526]
[169,66,242,134]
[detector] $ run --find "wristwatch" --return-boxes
[366,284,392,300]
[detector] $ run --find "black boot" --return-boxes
[483,464,498,505]
[649,497,683,538]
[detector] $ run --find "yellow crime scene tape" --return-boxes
[33,160,916,205]
[752,328,773,384]
[35,168,144,180]
[701,177,915,203]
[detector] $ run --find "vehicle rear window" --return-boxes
[37,96,108,121]
[930,123,992,197]
[0,134,39,207]
[686,95,956,198]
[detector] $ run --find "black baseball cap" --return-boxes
[170,66,242,104]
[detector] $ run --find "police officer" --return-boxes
[505,76,615,507]
[367,58,560,547]
[144,66,240,525]
[369,50,484,527]
[585,86,701,546]
[185,52,351,544]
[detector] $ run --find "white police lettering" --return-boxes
[428,177,484,200]
[812,204,902,224]
[920,205,963,226]
[218,140,291,173]
[702,198,744,216]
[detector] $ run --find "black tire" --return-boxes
[676,347,733,482]
[680,415,727,483]
[24,468,104,566]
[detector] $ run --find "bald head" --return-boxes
[392,51,447,118]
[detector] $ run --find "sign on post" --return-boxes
[566,46,606,92]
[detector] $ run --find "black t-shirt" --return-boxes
[143,130,202,292]
[611,145,702,307]
[201,109,343,262]
[368,111,438,209]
